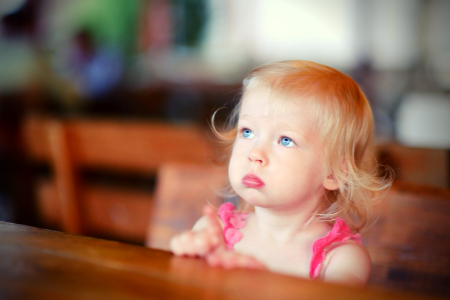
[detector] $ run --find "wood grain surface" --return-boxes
[0,222,440,300]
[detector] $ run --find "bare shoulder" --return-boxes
[322,240,371,286]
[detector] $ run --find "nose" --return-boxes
[248,146,268,167]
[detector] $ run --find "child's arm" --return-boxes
[321,242,371,286]
[170,205,224,257]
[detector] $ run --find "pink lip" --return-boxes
[242,174,265,188]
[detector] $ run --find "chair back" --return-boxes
[146,163,227,250]
[363,181,450,297]
[22,114,215,243]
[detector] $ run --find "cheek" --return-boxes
[277,155,324,185]
[228,141,246,165]
[228,145,241,184]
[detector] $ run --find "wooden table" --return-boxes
[0,222,438,300]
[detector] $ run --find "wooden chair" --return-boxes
[22,114,215,243]
[146,163,228,250]
[363,181,450,297]
[375,143,449,188]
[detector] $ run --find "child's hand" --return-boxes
[170,205,266,271]
[206,250,266,270]
[170,205,225,257]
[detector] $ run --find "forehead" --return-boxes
[239,86,315,120]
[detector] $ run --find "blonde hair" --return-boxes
[212,60,393,232]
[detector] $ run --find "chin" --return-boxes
[238,191,270,208]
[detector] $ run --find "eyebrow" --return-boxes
[240,115,307,136]
[277,123,307,137]
[238,114,265,121]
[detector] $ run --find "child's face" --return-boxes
[228,87,331,212]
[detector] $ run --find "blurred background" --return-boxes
[0,0,449,240]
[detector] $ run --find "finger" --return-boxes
[169,235,181,255]
[179,231,197,256]
[202,204,214,215]
[205,251,221,267]
[193,230,211,256]
[171,231,194,257]
[206,250,266,270]
[202,205,224,247]
[237,255,266,270]
[203,205,220,228]
[222,252,239,269]
[170,233,190,256]
[206,251,236,269]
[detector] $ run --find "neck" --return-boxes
[252,198,324,244]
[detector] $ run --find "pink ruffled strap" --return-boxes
[217,203,248,250]
[309,218,361,279]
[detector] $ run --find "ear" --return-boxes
[322,158,347,191]
[323,172,339,191]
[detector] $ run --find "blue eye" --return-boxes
[280,137,295,147]
[242,129,254,139]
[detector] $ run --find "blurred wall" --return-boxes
[0,0,449,225]
[0,0,448,135]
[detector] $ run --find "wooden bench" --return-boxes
[22,114,217,243]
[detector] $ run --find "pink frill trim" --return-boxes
[217,203,248,250]
[309,218,361,279]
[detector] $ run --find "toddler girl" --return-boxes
[170,60,392,286]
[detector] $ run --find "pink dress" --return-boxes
[217,202,361,280]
